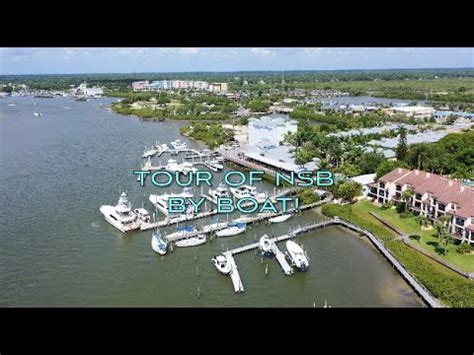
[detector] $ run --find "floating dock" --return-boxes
[217,217,442,308]
[224,251,244,292]
[272,243,293,275]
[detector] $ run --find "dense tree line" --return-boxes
[180,122,234,149]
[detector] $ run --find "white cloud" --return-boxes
[178,48,199,55]
[250,48,276,57]
[63,48,76,61]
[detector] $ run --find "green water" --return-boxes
[0,96,423,307]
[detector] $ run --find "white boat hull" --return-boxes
[100,205,141,233]
[215,225,246,237]
[212,255,232,275]
[269,214,293,224]
[286,240,309,271]
[151,234,167,255]
[175,235,206,247]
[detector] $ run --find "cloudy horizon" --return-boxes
[0,48,472,75]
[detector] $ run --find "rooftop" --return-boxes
[240,144,319,174]
[378,168,474,219]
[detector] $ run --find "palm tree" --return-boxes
[401,188,414,212]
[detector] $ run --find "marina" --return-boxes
[0,96,426,307]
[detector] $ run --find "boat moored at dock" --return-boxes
[149,187,194,215]
[100,192,142,233]
[142,147,158,159]
[286,240,309,271]
[215,222,247,237]
[134,208,151,223]
[151,230,168,255]
[269,213,293,224]
[259,235,275,257]
[175,234,206,247]
[212,255,232,274]
[208,182,229,201]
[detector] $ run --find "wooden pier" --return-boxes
[140,210,218,231]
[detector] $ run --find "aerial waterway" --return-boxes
[0,96,424,307]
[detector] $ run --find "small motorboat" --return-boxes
[134,208,151,223]
[142,147,158,159]
[259,235,275,257]
[212,255,232,275]
[269,213,293,224]
[175,234,206,248]
[286,240,309,271]
[33,112,43,117]
[205,159,224,170]
[215,222,246,237]
[181,161,198,175]
[151,230,168,255]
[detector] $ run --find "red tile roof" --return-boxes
[378,169,474,219]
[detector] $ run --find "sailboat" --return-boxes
[33,102,43,117]
[151,211,168,255]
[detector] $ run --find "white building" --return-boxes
[389,106,434,119]
[77,83,103,97]
[248,116,298,148]
[350,173,376,197]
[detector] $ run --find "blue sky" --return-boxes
[0,48,472,74]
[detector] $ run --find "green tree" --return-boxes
[396,126,408,161]
[332,181,362,202]
[297,189,320,205]
[401,188,414,212]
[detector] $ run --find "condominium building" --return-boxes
[132,81,150,91]
[209,82,229,93]
[368,168,474,244]
[149,80,172,91]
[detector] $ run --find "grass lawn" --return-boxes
[321,202,474,307]
[354,200,474,273]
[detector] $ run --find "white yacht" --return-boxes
[149,187,194,215]
[269,213,293,224]
[165,158,183,174]
[141,157,162,172]
[142,147,158,159]
[134,208,151,223]
[175,234,206,248]
[205,159,224,170]
[215,222,247,237]
[208,182,229,201]
[100,192,142,233]
[170,139,187,151]
[286,240,309,271]
[181,161,198,175]
[230,185,267,203]
[259,235,275,257]
[212,255,232,275]
[230,186,252,199]
[151,229,168,255]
